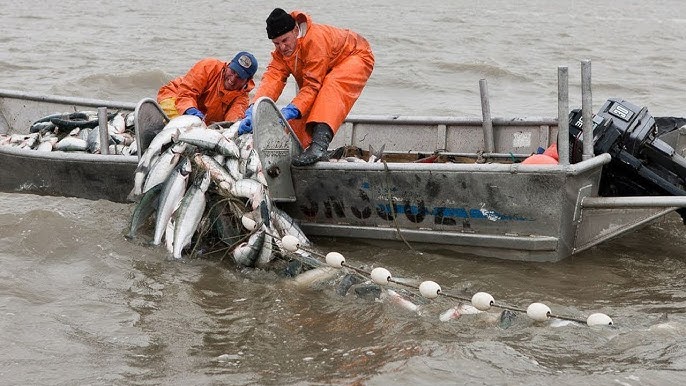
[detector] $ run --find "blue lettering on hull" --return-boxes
[299,190,530,225]
[374,204,527,223]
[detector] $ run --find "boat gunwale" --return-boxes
[1,88,557,128]
[346,114,559,126]
[0,88,136,111]
[296,153,612,175]
[0,143,138,164]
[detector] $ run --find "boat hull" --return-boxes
[279,159,607,262]
[0,146,137,202]
[0,89,170,203]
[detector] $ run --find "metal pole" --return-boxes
[557,66,570,165]
[581,60,593,160]
[479,79,495,153]
[98,107,109,155]
[582,196,686,208]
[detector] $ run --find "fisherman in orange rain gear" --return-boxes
[238,8,375,166]
[157,51,258,124]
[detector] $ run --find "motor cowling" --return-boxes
[568,98,686,222]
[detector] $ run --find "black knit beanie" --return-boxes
[266,8,296,39]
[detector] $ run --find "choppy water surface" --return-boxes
[2,1,686,385]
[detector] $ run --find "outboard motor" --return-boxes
[569,98,686,222]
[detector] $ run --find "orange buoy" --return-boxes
[521,154,558,164]
[522,142,559,164]
[543,142,559,160]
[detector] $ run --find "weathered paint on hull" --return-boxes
[279,160,606,262]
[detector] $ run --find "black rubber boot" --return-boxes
[292,123,333,166]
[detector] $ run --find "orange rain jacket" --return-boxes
[157,58,254,124]
[252,11,375,147]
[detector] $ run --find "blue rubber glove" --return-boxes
[183,107,205,120]
[238,105,253,135]
[280,103,301,121]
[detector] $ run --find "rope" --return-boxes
[381,159,414,251]
[289,243,589,325]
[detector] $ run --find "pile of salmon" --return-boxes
[126,115,311,267]
[0,110,137,155]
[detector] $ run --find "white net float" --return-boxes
[526,302,551,322]
[586,313,613,326]
[370,267,391,285]
[281,235,300,252]
[471,292,495,311]
[418,281,441,299]
[325,252,345,268]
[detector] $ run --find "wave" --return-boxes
[0,60,42,71]
[435,61,534,83]
[53,69,172,101]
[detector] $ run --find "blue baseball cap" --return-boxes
[229,51,258,79]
